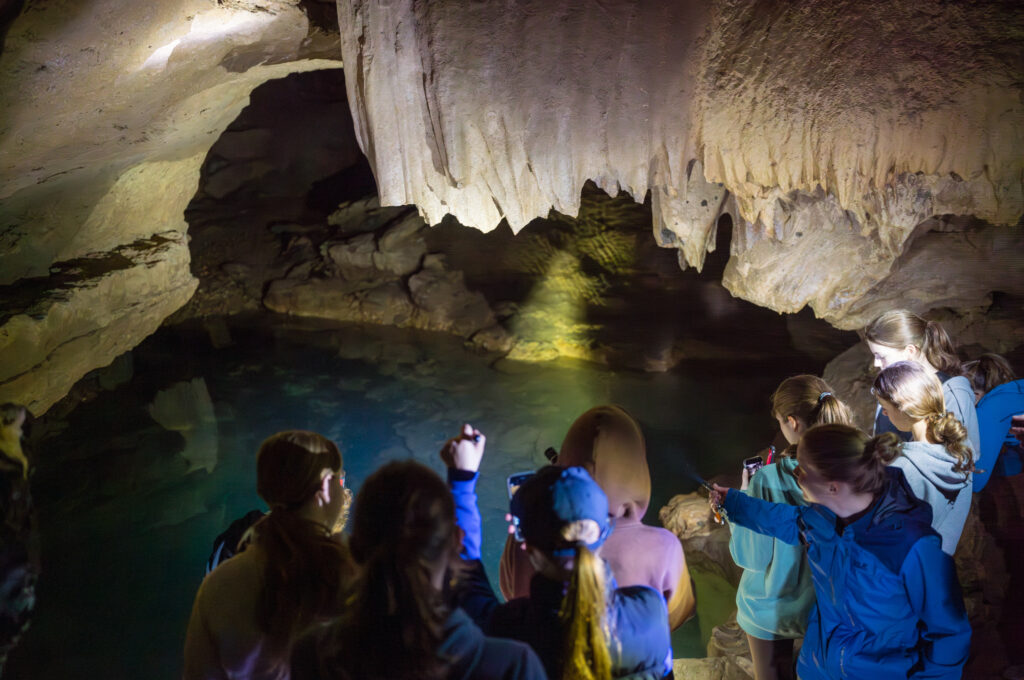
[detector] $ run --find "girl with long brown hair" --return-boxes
[730,376,853,680]
[864,309,980,453]
[873,361,974,554]
[183,430,354,680]
[290,460,544,680]
[444,424,672,680]
[710,424,971,679]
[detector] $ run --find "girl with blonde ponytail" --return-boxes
[873,361,974,555]
[710,424,971,680]
[443,425,672,680]
[864,309,980,453]
[730,376,855,680]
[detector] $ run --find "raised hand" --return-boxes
[440,423,486,472]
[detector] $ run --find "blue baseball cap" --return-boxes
[511,465,612,556]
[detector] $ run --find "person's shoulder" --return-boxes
[942,375,975,399]
[979,379,1024,407]
[197,545,263,604]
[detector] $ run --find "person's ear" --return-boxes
[905,344,920,359]
[317,474,332,506]
[788,416,802,435]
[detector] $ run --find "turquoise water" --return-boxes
[8,313,838,678]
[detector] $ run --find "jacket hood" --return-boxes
[556,405,650,523]
[898,441,970,503]
[871,466,934,527]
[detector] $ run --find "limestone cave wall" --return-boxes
[338,0,1024,326]
[2,0,1023,415]
[0,0,341,413]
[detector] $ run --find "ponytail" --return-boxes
[927,413,974,478]
[771,376,855,456]
[252,430,352,649]
[874,362,972,480]
[864,310,962,375]
[559,546,612,680]
[921,320,962,376]
[798,425,898,496]
[254,511,353,647]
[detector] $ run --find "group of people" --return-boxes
[182,308,1024,680]
[713,309,1024,680]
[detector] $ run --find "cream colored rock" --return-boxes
[0,232,198,414]
[337,0,1023,325]
[659,492,742,586]
[0,0,341,411]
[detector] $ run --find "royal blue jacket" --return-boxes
[448,470,672,680]
[723,467,970,679]
[974,379,1024,492]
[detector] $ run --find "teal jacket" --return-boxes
[728,458,814,640]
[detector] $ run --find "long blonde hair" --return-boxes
[872,362,973,477]
[559,546,612,680]
[864,309,962,375]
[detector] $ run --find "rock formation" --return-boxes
[2,0,1023,414]
[0,0,342,413]
[337,0,1024,328]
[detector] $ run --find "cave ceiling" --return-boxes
[1,0,1022,413]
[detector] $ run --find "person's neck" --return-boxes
[829,491,875,520]
[294,503,333,534]
[916,358,939,375]
[910,419,935,444]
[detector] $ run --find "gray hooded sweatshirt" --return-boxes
[890,441,972,555]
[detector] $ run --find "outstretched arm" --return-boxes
[712,484,803,546]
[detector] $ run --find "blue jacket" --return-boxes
[723,467,970,679]
[974,379,1024,492]
[449,470,672,680]
[729,458,814,640]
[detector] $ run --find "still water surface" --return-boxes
[9,313,839,678]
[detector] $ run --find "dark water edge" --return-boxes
[7,312,851,679]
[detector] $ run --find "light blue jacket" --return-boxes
[728,458,814,640]
[723,467,970,680]
[891,441,972,555]
[974,379,1024,492]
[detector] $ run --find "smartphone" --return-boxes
[507,471,534,542]
[507,471,534,500]
[743,455,764,476]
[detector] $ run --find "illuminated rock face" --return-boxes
[0,0,341,412]
[338,0,1024,328]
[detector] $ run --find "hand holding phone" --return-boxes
[743,455,764,476]
[506,471,534,542]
